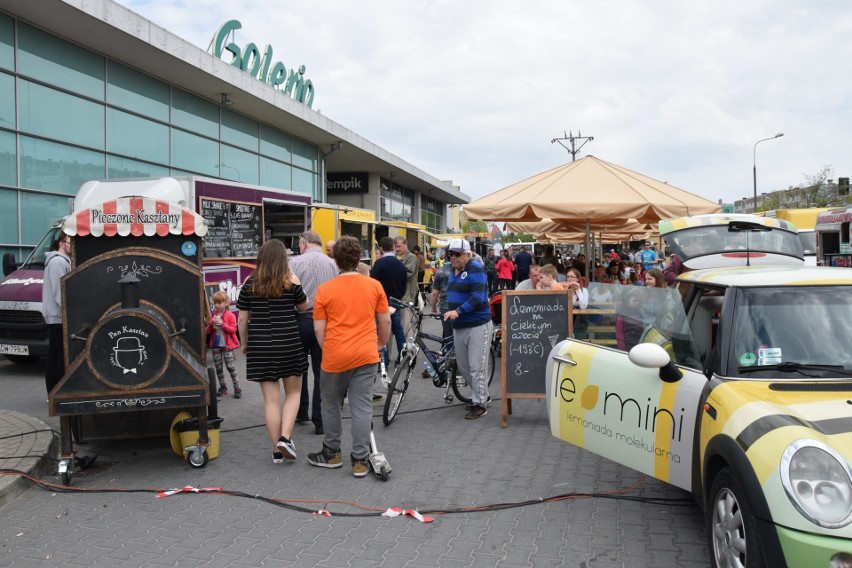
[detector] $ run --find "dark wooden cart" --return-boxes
[49,197,213,483]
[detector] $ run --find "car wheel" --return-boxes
[707,467,766,568]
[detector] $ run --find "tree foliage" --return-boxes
[462,219,488,233]
[759,165,851,210]
[506,231,535,242]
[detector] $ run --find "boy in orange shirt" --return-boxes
[308,236,391,477]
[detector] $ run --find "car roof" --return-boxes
[659,214,798,235]
[676,265,852,287]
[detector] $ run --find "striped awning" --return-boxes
[64,196,208,237]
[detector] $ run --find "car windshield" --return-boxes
[576,282,701,368]
[728,286,852,378]
[797,231,816,255]
[20,226,63,269]
[664,224,802,262]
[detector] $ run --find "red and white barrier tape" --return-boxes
[156,486,222,498]
[382,507,434,523]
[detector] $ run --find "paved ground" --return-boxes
[0,318,711,567]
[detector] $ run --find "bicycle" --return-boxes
[382,299,496,426]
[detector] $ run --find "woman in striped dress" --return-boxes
[237,240,308,464]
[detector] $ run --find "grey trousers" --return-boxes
[453,321,493,406]
[319,363,376,460]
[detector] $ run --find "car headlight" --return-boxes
[780,439,852,528]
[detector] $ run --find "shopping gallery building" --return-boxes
[0,0,469,265]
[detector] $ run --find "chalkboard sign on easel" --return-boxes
[200,198,263,258]
[501,290,572,427]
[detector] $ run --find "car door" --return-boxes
[545,285,710,492]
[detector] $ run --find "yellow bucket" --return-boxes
[170,412,222,460]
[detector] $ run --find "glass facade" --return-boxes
[421,195,444,234]
[0,13,13,71]
[380,178,414,223]
[0,15,320,258]
[0,71,13,128]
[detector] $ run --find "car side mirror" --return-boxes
[628,343,683,383]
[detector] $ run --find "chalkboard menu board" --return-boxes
[502,290,571,396]
[200,198,263,258]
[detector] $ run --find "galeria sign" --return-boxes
[211,20,315,108]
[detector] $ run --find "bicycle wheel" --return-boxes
[451,349,497,404]
[383,355,413,426]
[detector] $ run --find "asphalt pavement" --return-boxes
[0,316,711,567]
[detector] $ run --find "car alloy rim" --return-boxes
[712,488,747,568]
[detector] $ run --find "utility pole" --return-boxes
[551,130,594,162]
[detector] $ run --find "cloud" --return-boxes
[125,0,852,205]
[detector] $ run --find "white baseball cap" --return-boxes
[447,239,471,253]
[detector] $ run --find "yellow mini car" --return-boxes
[546,265,852,568]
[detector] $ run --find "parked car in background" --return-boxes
[660,213,803,271]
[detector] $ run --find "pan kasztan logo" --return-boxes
[109,329,149,374]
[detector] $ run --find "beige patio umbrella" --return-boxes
[463,155,720,225]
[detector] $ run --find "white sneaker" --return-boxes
[276,436,296,460]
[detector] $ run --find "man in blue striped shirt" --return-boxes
[443,239,493,419]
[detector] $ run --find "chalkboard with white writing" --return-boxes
[501,290,571,396]
[200,198,263,258]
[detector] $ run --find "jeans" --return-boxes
[319,363,376,460]
[296,312,323,427]
[384,310,405,367]
[45,323,64,394]
[486,270,498,294]
[453,321,493,406]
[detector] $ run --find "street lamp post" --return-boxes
[752,133,784,211]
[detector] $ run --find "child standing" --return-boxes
[206,291,242,399]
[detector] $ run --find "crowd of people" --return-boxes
[41,230,677,475]
[479,241,672,293]
[203,232,496,477]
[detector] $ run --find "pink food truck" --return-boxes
[0,176,311,364]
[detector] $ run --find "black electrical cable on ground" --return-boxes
[0,468,696,520]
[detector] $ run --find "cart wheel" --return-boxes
[186,447,209,468]
[59,457,74,485]
[379,466,389,482]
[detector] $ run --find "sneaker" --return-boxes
[351,456,369,478]
[465,396,492,411]
[307,445,343,469]
[276,436,296,460]
[216,385,228,397]
[272,451,285,464]
[295,413,310,423]
[233,385,242,399]
[465,405,487,420]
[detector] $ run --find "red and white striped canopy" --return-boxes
[64,197,207,238]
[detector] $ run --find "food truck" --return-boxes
[309,204,378,264]
[764,208,831,266]
[815,206,852,267]
[0,176,311,364]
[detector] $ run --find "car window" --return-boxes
[574,282,701,368]
[727,286,852,378]
[665,224,802,262]
[21,226,63,269]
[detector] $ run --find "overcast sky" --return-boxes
[126,0,852,206]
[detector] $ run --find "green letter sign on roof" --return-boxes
[211,20,315,108]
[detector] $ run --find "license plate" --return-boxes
[0,344,29,356]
